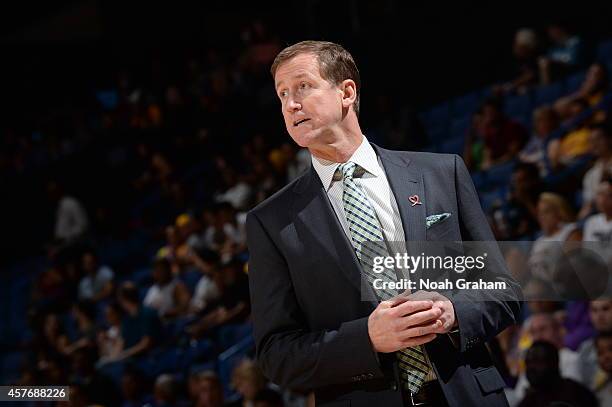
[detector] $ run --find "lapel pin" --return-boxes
[408,195,422,206]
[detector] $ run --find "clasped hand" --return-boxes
[367,290,456,353]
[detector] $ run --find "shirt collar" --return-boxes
[311,135,383,191]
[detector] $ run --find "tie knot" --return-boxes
[335,161,367,181]
[338,161,357,179]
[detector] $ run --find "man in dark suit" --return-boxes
[247,40,522,406]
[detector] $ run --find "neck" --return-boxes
[309,123,364,163]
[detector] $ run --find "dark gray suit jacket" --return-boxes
[247,145,522,406]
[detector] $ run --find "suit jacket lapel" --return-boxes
[374,145,429,284]
[292,166,379,307]
[374,145,426,242]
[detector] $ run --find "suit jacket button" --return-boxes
[391,382,398,390]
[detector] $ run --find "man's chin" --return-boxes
[289,129,318,148]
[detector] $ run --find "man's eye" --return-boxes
[299,82,310,90]
[279,91,288,98]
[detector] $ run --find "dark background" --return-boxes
[1,0,612,265]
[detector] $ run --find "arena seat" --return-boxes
[504,93,532,118]
[565,70,586,94]
[452,91,481,117]
[534,82,565,107]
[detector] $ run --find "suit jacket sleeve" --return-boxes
[448,154,523,352]
[247,211,386,391]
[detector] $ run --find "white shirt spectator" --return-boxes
[190,275,220,312]
[583,213,612,263]
[202,223,244,249]
[214,182,252,210]
[98,325,122,358]
[583,213,612,243]
[144,280,178,316]
[583,161,612,205]
[78,266,114,300]
[54,196,89,241]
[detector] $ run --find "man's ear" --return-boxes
[340,79,357,109]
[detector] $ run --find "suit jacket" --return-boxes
[246,145,522,406]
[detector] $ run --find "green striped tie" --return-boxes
[337,161,430,394]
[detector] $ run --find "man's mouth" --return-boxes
[293,118,310,127]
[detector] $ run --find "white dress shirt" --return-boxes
[311,135,405,244]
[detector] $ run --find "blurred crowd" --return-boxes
[2,19,612,407]
[461,22,612,407]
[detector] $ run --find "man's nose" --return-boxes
[286,97,302,113]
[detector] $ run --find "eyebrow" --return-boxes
[275,73,311,90]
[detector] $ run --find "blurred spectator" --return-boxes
[526,313,581,379]
[47,181,89,244]
[143,258,191,319]
[200,203,246,263]
[528,193,581,281]
[517,341,597,407]
[539,22,586,84]
[227,359,267,407]
[495,28,541,95]
[77,249,114,302]
[121,367,153,407]
[153,373,183,407]
[578,299,612,390]
[594,332,612,405]
[547,98,593,170]
[583,181,612,247]
[479,98,529,169]
[99,282,161,364]
[507,312,581,404]
[63,300,97,355]
[35,313,70,360]
[194,371,224,407]
[579,123,612,218]
[185,249,221,314]
[175,213,203,249]
[97,301,124,360]
[214,168,252,211]
[157,225,188,269]
[188,259,250,338]
[32,263,69,307]
[555,63,610,119]
[492,163,543,240]
[519,106,560,176]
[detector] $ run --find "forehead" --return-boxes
[274,53,322,87]
[592,300,612,309]
[596,183,612,194]
[530,315,554,328]
[596,337,612,348]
